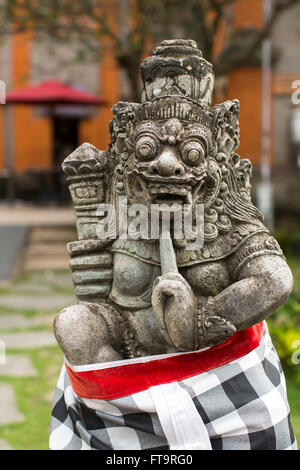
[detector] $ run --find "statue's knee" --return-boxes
[54,303,110,365]
[54,303,91,341]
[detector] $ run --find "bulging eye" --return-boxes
[136,136,158,160]
[181,140,205,166]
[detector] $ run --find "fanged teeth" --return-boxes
[148,185,190,195]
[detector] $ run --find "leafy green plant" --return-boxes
[267,289,300,385]
[275,231,300,257]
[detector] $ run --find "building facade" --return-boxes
[0,0,299,226]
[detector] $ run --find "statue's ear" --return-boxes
[212,99,240,158]
[109,101,141,155]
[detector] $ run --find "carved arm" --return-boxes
[197,234,293,347]
[210,252,293,333]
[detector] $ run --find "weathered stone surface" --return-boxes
[53,39,293,366]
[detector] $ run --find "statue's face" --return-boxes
[123,118,213,209]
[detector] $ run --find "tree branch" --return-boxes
[1,0,299,98]
[215,0,300,75]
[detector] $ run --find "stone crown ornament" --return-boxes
[140,39,214,105]
[54,39,293,365]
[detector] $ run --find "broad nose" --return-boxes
[149,149,185,177]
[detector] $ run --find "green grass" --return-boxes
[286,375,300,445]
[288,257,300,292]
[0,305,39,317]
[273,254,300,447]
[0,347,64,450]
[0,271,68,450]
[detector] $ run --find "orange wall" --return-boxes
[12,33,52,172]
[225,0,267,167]
[227,68,262,166]
[234,0,263,28]
[0,106,4,169]
[79,46,119,151]
[79,3,119,151]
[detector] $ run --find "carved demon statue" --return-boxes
[54,39,293,366]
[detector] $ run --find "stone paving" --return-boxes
[0,384,24,426]
[0,438,14,450]
[1,331,58,349]
[0,356,37,377]
[0,270,75,450]
[0,204,75,227]
[0,293,76,310]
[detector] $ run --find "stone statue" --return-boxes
[50,40,297,451]
[54,39,293,365]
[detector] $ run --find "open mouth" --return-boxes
[149,184,191,206]
[126,169,208,207]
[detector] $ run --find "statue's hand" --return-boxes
[151,272,197,351]
[67,239,113,301]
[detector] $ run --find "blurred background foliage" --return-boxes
[268,239,300,386]
[267,232,300,442]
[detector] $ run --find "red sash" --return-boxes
[66,322,263,400]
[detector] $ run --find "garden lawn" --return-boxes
[0,347,64,450]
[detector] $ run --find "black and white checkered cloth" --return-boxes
[49,323,297,450]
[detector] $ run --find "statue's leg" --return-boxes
[54,302,123,365]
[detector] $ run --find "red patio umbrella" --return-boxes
[3,80,105,202]
[5,79,105,105]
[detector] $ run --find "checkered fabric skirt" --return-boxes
[49,323,297,450]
